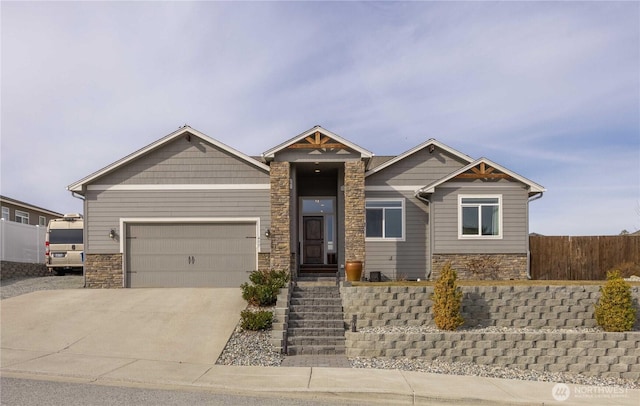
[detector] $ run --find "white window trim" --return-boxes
[39,216,46,226]
[365,198,406,242]
[15,210,29,224]
[1,206,9,221]
[458,194,503,240]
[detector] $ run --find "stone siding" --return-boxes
[269,162,291,273]
[341,285,640,380]
[344,160,365,263]
[258,253,270,272]
[431,253,528,280]
[85,253,123,288]
[0,261,49,280]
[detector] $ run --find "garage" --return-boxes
[125,222,257,288]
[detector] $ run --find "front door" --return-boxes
[303,216,324,264]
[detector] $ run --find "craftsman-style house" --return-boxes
[68,126,545,288]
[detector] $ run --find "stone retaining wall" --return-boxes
[341,285,640,330]
[344,331,640,380]
[341,285,640,380]
[0,261,49,280]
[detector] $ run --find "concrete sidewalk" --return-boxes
[1,351,638,405]
[1,290,638,405]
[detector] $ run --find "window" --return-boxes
[1,207,8,221]
[39,216,47,226]
[459,195,501,238]
[49,229,83,244]
[15,210,29,224]
[366,199,404,240]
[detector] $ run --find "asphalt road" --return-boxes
[0,377,362,406]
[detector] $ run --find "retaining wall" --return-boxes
[0,261,49,280]
[341,285,640,380]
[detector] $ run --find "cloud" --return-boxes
[1,1,638,234]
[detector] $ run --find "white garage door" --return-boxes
[125,222,257,288]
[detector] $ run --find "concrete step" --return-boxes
[290,297,342,306]
[288,312,344,321]
[289,305,343,313]
[287,336,346,346]
[288,319,345,329]
[286,281,346,357]
[288,327,345,337]
[291,290,341,299]
[287,345,346,356]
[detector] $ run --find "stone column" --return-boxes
[270,161,291,273]
[344,160,365,263]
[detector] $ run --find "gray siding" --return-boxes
[96,137,269,185]
[85,189,270,254]
[432,181,529,254]
[364,191,430,280]
[365,148,468,186]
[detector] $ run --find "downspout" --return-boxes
[70,190,86,287]
[526,192,544,279]
[414,190,434,280]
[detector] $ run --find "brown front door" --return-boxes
[303,216,324,264]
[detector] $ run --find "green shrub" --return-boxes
[431,262,464,331]
[241,269,289,307]
[595,270,637,332]
[240,309,273,331]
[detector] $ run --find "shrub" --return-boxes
[609,262,640,279]
[595,270,637,332]
[241,269,289,307]
[431,262,464,331]
[240,309,273,331]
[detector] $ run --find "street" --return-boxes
[0,377,361,406]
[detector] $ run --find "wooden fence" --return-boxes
[530,235,640,280]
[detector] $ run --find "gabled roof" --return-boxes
[0,195,64,217]
[364,139,474,177]
[68,126,270,193]
[262,125,373,160]
[417,157,546,195]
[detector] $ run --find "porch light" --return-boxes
[109,229,117,239]
[265,229,271,238]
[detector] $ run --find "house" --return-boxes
[68,126,545,288]
[0,196,63,277]
[0,195,63,226]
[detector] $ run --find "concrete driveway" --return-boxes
[0,288,246,366]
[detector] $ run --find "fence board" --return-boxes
[0,220,46,263]
[530,235,640,280]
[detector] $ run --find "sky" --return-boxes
[1,1,638,236]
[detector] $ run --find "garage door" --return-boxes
[125,222,257,288]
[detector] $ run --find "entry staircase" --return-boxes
[285,279,346,355]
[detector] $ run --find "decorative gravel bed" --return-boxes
[217,320,639,389]
[0,275,84,300]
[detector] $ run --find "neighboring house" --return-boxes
[0,196,63,269]
[68,126,545,288]
[0,195,63,226]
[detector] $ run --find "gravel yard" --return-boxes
[1,274,84,300]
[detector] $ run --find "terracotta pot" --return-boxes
[345,260,363,282]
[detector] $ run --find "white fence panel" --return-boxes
[0,220,46,263]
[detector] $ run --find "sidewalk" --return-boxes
[1,348,637,406]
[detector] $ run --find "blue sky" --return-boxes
[2,1,638,235]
